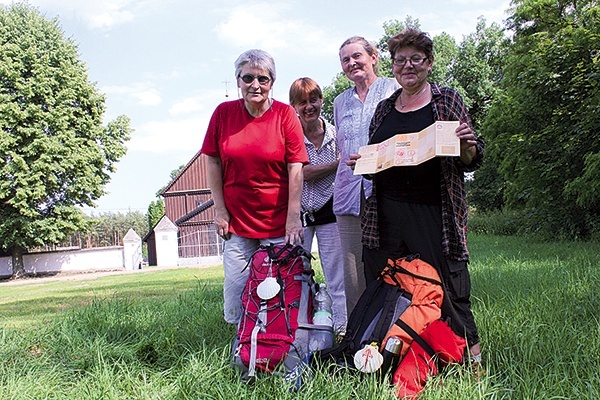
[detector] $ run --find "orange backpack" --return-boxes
[379,255,444,358]
[381,256,467,398]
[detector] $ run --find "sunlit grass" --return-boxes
[0,236,598,399]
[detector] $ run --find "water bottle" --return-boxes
[309,283,334,352]
[378,336,403,381]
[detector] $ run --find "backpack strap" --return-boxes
[263,243,313,267]
[248,299,268,377]
[265,243,292,261]
[316,280,381,363]
[367,286,410,345]
[394,319,441,371]
[345,280,387,343]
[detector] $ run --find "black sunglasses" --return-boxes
[239,74,271,85]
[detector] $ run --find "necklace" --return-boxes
[399,83,429,110]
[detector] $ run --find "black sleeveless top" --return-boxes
[370,105,441,205]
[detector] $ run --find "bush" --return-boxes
[468,209,531,236]
[470,207,600,241]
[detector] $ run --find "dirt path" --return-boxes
[0,263,221,286]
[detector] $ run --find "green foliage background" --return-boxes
[321,2,600,240]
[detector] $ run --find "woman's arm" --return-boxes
[303,160,339,181]
[286,162,304,245]
[456,123,478,166]
[204,154,230,240]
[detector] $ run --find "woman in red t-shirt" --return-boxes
[201,49,309,324]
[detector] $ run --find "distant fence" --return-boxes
[176,225,319,266]
[0,226,226,279]
[178,225,224,266]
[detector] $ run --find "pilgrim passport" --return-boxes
[353,121,460,175]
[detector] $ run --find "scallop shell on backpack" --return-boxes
[257,277,281,300]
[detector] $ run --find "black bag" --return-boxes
[316,270,411,368]
[301,197,336,227]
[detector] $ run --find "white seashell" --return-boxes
[257,277,281,300]
[353,343,384,373]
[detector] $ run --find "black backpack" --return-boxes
[316,267,412,369]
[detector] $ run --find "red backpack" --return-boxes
[232,244,317,385]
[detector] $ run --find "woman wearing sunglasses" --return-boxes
[201,49,309,324]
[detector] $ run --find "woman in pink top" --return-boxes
[201,49,309,324]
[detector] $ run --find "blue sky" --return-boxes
[3,0,511,214]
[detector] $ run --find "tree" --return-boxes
[59,211,148,249]
[321,73,351,124]
[0,4,131,277]
[430,32,459,90]
[155,164,185,197]
[147,199,165,231]
[482,0,600,237]
[454,18,510,212]
[452,18,508,129]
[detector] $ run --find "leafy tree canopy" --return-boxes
[147,199,165,231]
[0,3,131,275]
[483,0,599,237]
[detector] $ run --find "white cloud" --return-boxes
[19,0,163,30]
[214,2,337,55]
[168,88,226,116]
[215,4,287,49]
[88,8,134,29]
[169,97,205,115]
[102,82,162,106]
[127,117,208,154]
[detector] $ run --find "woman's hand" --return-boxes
[456,123,477,165]
[346,153,362,171]
[214,208,231,240]
[285,216,304,246]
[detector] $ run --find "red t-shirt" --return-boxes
[201,99,309,238]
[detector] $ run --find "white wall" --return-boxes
[0,247,124,278]
[155,230,179,267]
[0,257,11,278]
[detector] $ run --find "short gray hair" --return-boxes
[339,36,379,75]
[234,49,276,83]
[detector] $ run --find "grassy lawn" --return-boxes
[0,267,224,329]
[0,235,598,399]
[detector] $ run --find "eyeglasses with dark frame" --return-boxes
[392,56,429,67]
[238,74,271,85]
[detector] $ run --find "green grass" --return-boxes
[0,235,598,399]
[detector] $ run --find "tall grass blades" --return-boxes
[470,235,600,399]
[0,237,599,399]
